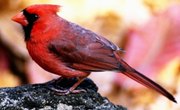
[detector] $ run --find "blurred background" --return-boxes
[0,0,179,109]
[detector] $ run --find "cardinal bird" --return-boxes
[12,4,176,102]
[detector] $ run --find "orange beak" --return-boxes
[12,12,28,26]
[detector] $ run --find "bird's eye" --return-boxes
[29,14,39,22]
[23,10,39,23]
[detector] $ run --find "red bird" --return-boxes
[12,4,176,102]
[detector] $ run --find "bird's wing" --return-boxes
[48,23,123,72]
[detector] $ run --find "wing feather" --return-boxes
[48,22,123,72]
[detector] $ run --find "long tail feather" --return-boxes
[115,53,177,103]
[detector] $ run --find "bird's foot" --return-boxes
[46,77,87,95]
[48,87,86,95]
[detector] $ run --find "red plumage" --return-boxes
[12,4,176,102]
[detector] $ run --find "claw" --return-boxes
[47,85,86,95]
[46,76,88,95]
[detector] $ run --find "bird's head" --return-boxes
[12,4,60,41]
[12,4,60,27]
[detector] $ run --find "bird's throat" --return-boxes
[23,24,33,41]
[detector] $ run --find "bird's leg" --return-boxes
[66,76,87,94]
[47,75,88,95]
[46,77,67,93]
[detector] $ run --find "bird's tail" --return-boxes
[114,52,177,103]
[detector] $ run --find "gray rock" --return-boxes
[0,78,127,110]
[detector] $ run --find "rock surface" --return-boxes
[0,78,127,110]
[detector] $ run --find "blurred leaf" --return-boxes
[0,70,20,87]
[123,4,180,78]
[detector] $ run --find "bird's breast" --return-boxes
[26,41,63,73]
